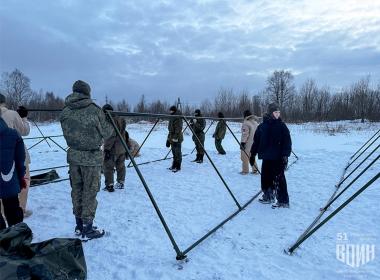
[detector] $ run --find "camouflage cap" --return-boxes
[72,80,91,96]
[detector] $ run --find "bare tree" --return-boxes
[237,90,252,115]
[0,68,33,109]
[251,94,262,116]
[299,79,318,120]
[116,99,131,112]
[350,76,371,122]
[265,70,295,109]
[134,94,147,113]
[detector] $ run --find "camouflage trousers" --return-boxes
[171,142,182,167]
[69,164,101,223]
[192,133,205,156]
[103,153,126,186]
[215,139,226,154]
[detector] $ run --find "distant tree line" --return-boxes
[1,68,379,122]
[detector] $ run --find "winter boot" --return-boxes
[103,184,115,192]
[75,217,83,236]
[82,222,105,240]
[192,154,200,162]
[115,182,124,189]
[271,202,290,209]
[168,162,175,170]
[196,154,204,163]
[258,189,275,204]
[258,195,272,204]
[172,162,181,173]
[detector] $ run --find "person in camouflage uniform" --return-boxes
[212,112,227,155]
[166,105,183,172]
[60,80,114,239]
[190,109,206,163]
[102,104,126,192]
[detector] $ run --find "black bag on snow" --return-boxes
[0,223,87,280]
[30,170,59,187]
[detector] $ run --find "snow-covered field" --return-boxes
[24,120,379,280]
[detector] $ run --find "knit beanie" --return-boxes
[72,80,91,96]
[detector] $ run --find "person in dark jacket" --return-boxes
[0,116,25,230]
[212,112,227,155]
[166,105,183,172]
[190,109,206,163]
[250,103,292,208]
[102,104,127,192]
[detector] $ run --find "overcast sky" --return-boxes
[1,0,379,105]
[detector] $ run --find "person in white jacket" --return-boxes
[240,110,259,175]
[0,93,32,217]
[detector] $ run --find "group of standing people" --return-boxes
[0,94,32,231]
[0,80,292,241]
[166,103,292,209]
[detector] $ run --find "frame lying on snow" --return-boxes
[27,109,299,259]
[286,128,380,255]
[106,110,263,260]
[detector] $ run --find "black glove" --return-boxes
[282,156,288,170]
[166,140,171,148]
[17,106,28,118]
[104,150,111,160]
[249,154,256,166]
[240,142,246,150]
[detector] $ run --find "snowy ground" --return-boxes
[23,120,379,280]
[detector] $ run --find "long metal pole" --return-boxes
[287,172,380,254]
[321,154,380,211]
[191,120,215,154]
[183,116,242,209]
[24,135,63,140]
[224,121,262,175]
[349,129,380,160]
[345,134,380,170]
[27,138,45,150]
[288,153,380,251]
[182,190,261,255]
[126,153,190,169]
[30,165,69,173]
[105,111,185,259]
[28,108,246,121]
[163,121,189,160]
[46,136,68,153]
[32,120,52,148]
[337,143,380,188]
[291,151,299,159]
[127,118,160,168]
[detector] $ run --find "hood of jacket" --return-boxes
[244,114,258,122]
[64,92,93,110]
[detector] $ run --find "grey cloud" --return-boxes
[0,0,379,105]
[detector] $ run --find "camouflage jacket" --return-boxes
[60,92,114,166]
[167,111,183,143]
[103,115,127,155]
[213,120,226,140]
[191,115,206,135]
